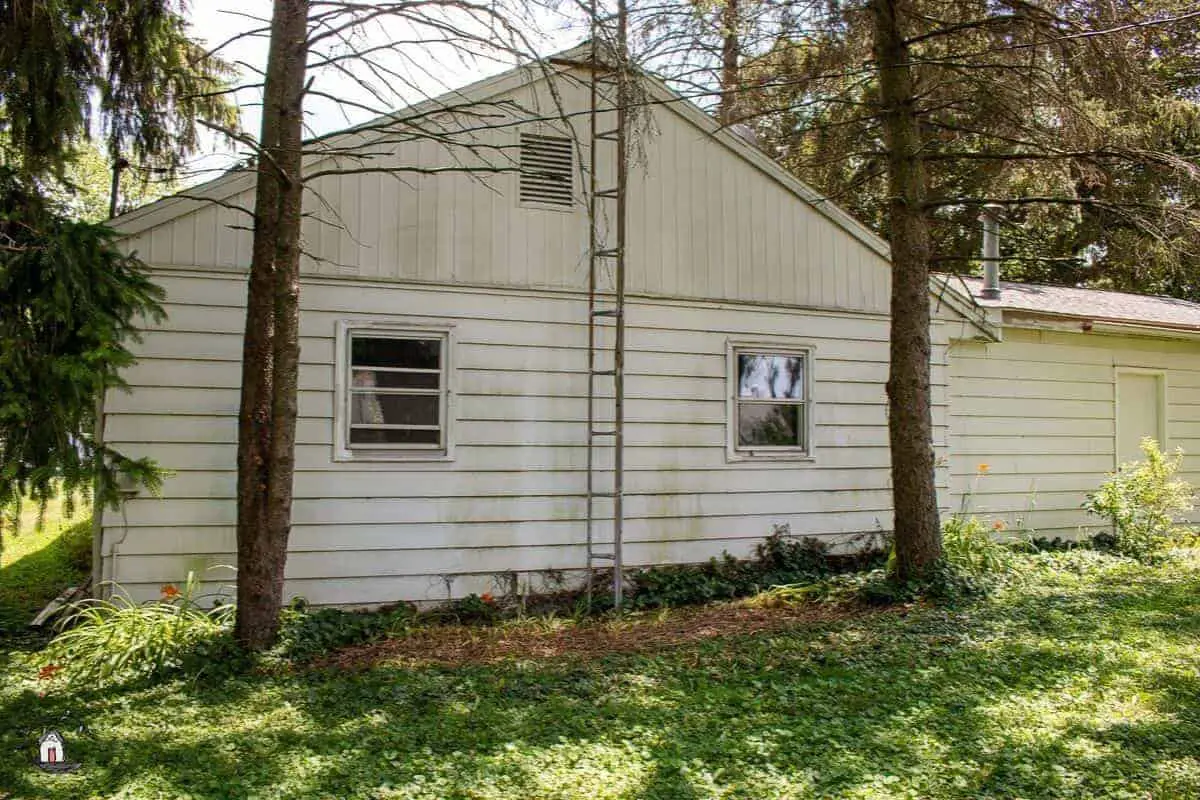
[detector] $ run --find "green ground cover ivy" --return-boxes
[3,549,1200,799]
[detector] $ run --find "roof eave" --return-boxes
[1001,309,1200,340]
[929,274,1002,341]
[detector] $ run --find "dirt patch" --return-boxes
[315,601,894,671]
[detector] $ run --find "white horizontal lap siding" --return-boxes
[948,327,1200,538]
[100,270,908,604]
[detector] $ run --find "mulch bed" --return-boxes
[315,600,894,671]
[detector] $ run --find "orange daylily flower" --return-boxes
[977,463,990,474]
[160,584,182,600]
[480,593,496,605]
[37,663,63,681]
[992,520,1006,531]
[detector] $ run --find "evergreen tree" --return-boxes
[737,0,1200,293]
[0,0,237,179]
[0,0,234,548]
[0,170,164,540]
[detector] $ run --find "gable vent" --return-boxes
[519,133,574,208]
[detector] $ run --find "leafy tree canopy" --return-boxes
[0,0,237,181]
[733,0,1200,296]
[45,143,180,222]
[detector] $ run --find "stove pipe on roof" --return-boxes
[979,204,1004,299]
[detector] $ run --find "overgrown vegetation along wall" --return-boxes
[948,326,1200,539]
[99,270,952,606]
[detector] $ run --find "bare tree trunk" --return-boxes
[870,0,941,582]
[717,0,740,125]
[235,0,310,651]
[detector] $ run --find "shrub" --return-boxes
[442,593,501,624]
[629,553,755,609]
[1084,438,1195,561]
[753,530,835,584]
[627,526,874,609]
[272,600,416,662]
[43,573,233,686]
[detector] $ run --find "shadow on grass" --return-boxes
[0,523,89,636]
[4,558,1200,799]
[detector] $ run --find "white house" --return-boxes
[939,274,1200,540]
[100,52,962,606]
[100,46,1200,605]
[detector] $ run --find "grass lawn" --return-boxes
[0,499,90,634]
[2,550,1200,799]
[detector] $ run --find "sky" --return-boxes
[182,0,586,181]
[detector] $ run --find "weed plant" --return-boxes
[1085,437,1195,561]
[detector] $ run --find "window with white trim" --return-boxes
[339,326,451,457]
[731,347,811,456]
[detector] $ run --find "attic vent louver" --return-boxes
[519,133,574,208]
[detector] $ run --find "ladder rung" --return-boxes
[596,248,621,258]
[591,369,616,377]
[592,308,620,318]
[590,492,616,498]
[590,552,616,560]
[596,187,619,198]
[590,429,617,437]
[596,129,620,140]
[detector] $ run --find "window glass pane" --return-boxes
[351,394,439,426]
[738,403,803,448]
[351,336,440,369]
[737,354,804,399]
[350,427,440,445]
[352,368,439,390]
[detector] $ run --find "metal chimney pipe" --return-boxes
[979,204,1003,299]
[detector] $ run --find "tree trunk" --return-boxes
[870,0,942,582]
[235,0,310,651]
[717,0,740,125]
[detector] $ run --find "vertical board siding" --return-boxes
[117,71,890,314]
[101,271,943,605]
[948,326,1200,539]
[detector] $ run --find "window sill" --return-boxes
[727,450,816,464]
[333,449,454,463]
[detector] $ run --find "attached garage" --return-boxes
[943,276,1200,540]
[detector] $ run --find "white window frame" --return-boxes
[334,320,456,462]
[726,340,816,463]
